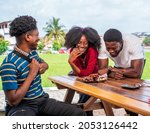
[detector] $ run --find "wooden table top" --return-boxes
[48,76,150,115]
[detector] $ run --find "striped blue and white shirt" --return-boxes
[0,49,45,100]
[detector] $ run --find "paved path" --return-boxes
[0,88,126,116]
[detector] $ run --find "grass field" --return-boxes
[0,52,150,90]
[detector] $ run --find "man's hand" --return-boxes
[5,58,40,106]
[109,67,124,80]
[98,68,108,75]
[29,58,40,78]
[39,63,48,74]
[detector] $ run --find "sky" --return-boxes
[0,0,150,37]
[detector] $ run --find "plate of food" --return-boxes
[95,74,107,82]
[76,76,95,83]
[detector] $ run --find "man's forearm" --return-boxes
[122,68,140,78]
[6,73,36,106]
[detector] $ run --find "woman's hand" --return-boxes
[68,48,82,64]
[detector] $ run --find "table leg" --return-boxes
[101,100,114,116]
[64,89,75,103]
[83,97,97,110]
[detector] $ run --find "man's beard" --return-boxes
[29,44,37,50]
[30,47,37,50]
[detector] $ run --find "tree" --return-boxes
[43,17,66,50]
[53,41,61,51]
[37,40,45,53]
[143,37,150,46]
[0,38,9,55]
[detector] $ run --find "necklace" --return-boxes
[14,46,29,57]
[81,55,86,68]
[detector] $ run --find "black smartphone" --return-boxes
[121,84,141,89]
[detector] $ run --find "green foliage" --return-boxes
[0,38,9,55]
[53,41,61,51]
[143,52,150,79]
[43,17,66,50]
[37,40,45,53]
[143,37,150,46]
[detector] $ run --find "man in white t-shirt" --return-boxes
[98,28,145,79]
[98,29,145,115]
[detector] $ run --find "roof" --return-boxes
[0,21,11,26]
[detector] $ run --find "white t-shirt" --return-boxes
[98,34,145,68]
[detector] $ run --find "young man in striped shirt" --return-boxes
[0,15,86,116]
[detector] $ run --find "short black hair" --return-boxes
[103,29,122,42]
[9,15,37,37]
[64,26,101,50]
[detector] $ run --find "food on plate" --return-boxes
[76,73,107,83]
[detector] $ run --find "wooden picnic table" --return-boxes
[48,76,150,116]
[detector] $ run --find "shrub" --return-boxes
[0,38,9,55]
[37,41,45,53]
[53,41,61,51]
[143,37,150,46]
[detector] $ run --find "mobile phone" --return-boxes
[121,84,141,89]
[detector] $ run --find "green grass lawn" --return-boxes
[0,52,150,90]
[0,54,72,89]
[39,54,72,87]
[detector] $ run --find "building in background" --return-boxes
[0,21,16,52]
